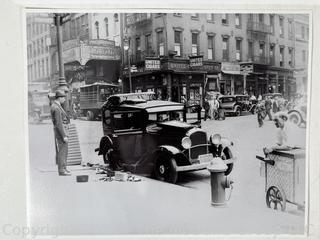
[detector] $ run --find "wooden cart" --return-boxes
[257,149,306,211]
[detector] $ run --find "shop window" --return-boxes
[207,35,214,60]
[104,18,109,37]
[95,21,100,39]
[174,30,182,56]
[157,31,164,56]
[222,37,229,61]
[191,32,199,56]
[221,14,228,25]
[236,39,242,61]
[235,14,241,28]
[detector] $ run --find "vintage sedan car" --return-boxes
[288,95,307,127]
[96,92,234,183]
[218,94,253,116]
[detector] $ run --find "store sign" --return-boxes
[240,64,253,74]
[221,62,240,74]
[189,56,203,67]
[145,59,161,70]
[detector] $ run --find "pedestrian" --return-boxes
[203,97,210,121]
[51,90,71,176]
[272,96,280,113]
[256,100,266,127]
[212,96,220,120]
[264,96,273,121]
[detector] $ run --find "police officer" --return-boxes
[51,90,71,176]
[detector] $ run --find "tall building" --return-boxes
[123,13,307,103]
[49,13,121,91]
[293,14,309,95]
[26,13,52,90]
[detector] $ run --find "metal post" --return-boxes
[243,73,247,94]
[55,14,70,114]
[128,49,132,93]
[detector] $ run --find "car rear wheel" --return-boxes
[288,111,302,126]
[235,107,241,117]
[154,156,178,184]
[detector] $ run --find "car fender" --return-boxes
[97,135,113,156]
[153,145,190,166]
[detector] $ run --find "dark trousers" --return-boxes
[54,130,68,173]
[257,113,264,127]
[266,109,272,120]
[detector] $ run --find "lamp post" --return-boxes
[123,37,132,93]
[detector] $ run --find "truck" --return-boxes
[79,82,120,120]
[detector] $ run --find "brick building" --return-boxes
[122,13,308,104]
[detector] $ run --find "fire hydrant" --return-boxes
[207,157,234,206]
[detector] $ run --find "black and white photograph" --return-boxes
[24,10,311,237]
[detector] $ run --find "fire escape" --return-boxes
[247,16,272,65]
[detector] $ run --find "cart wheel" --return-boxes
[266,186,286,211]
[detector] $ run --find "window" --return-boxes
[41,59,45,77]
[307,27,309,40]
[145,34,152,56]
[288,20,293,39]
[207,35,214,60]
[248,41,254,61]
[41,38,44,55]
[280,47,284,67]
[302,50,306,63]
[248,14,253,21]
[270,15,275,34]
[288,48,294,67]
[157,31,164,56]
[236,39,242,61]
[258,14,264,23]
[259,42,265,57]
[207,14,214,22]
[135,37,141,60]
[70,20,76,39]
[222,14,228,25]
[114,13,119,22]
[104,18,109,37]
[173,13,182,17]
[174,31,182,56]
[269,44,275,65]
[301,26,305,39]
[235,14,241,27]
[222,37,229,60]
[95,21,99,39]
[191,13,199,19]
[37,60,41,78]
[279,17,284,37]
[191,32,199,56]
[46,58,49,76]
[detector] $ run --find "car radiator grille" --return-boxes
[189,130,208,161]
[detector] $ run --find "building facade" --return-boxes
[49,13,121,91]
[293,14,309,95]
[26,13,52,90]
[123,13,307,104]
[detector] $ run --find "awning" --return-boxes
[221,70,241,75]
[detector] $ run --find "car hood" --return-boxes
[157,120,196,130]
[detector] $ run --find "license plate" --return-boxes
[198,154,213,164]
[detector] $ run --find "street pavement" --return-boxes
[27,114,307,236]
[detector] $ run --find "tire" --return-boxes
[222,147,233,176]
[266,186,286,211]
[154,155,178,184]
[235,107,241,117]
[288,111,302,126]
[86,110,94,121]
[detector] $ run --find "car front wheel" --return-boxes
[154,156,178,184]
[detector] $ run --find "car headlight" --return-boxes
[181,137,192,149]
[210,134,221,145]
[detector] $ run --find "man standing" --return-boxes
[256,100,266,127]
[264,96,273,121]
[51,90,71,176]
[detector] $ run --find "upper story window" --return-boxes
[302,50,306,63]
[191,32,199,56]
[221,14,228,25]
[136,37,141,60]
[259,42,265,57]
[157,30,164,56]
[104,18,109,37]
[258,14,264,23]
[301,25,305,39]
[114,13,119,22]
[288,20,293,39]
[173,13,182,17]
[95,21,100,39]
[236,39,242,61]
[288,48,294,67]
[207,14,214,22]
[191,13,199,20]
[222,36,229,60]
[235,14,241,28]
[145,34,152,56]
[279,17,284,37]
[270,15,275,34]
[207,35,214,60]
[279,46,284,67]
[174,30,182,57]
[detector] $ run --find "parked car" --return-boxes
[288,95,307,127]
[218,94,254,116]
[95,92,235,183]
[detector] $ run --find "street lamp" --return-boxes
[123,37,132,93]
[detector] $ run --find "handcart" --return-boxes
[256,148,305,211]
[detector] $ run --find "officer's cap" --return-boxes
[55,90,66,98]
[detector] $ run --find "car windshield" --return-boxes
[148,110,184,124]
[220,97,235,103]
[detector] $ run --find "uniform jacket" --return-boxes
[51,101,69,140]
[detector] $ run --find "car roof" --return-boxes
[121,100,185,113]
